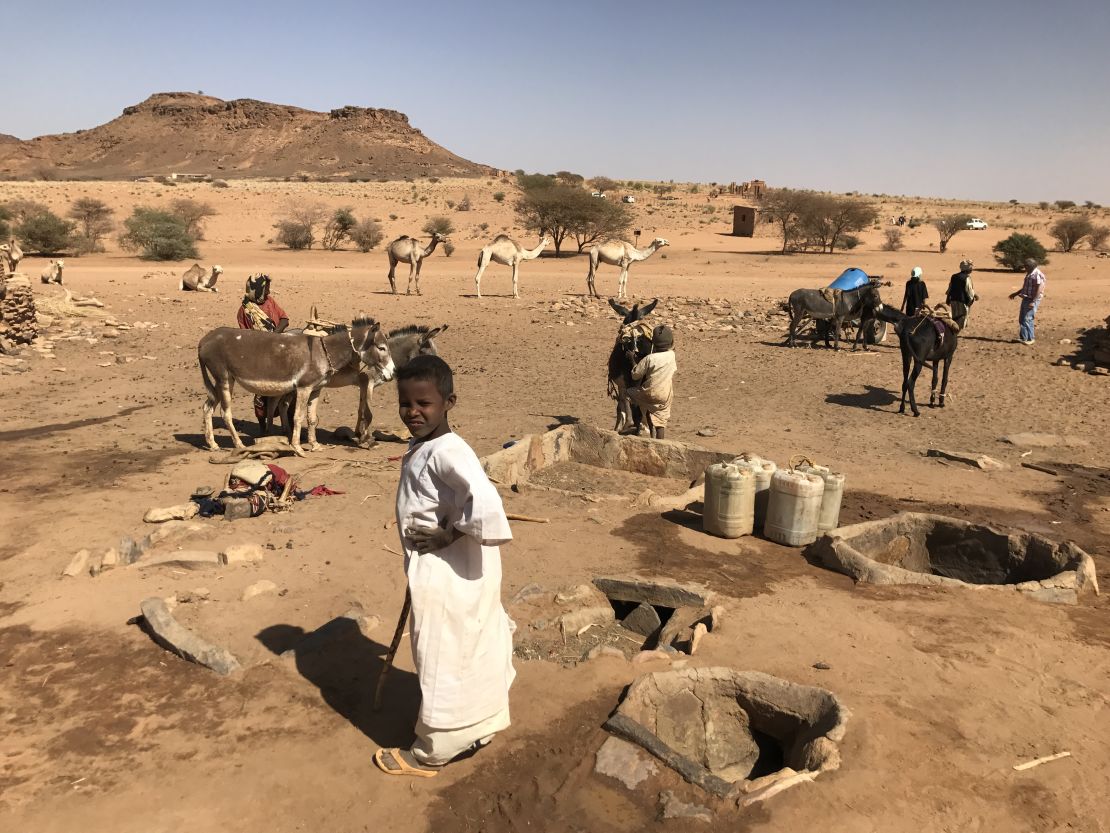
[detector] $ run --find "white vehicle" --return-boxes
[622,195,636,204]
[966,218,988,230]
[591,191,606,198]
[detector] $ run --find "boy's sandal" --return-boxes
[373,747,440,778]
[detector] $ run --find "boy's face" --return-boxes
[397,378,455,439]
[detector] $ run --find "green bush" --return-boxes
[322,207,357,250]
[492,192,506,203]
[993,233,1048,271]
[1087,225,1109,251]
[1054,200,1076,210]
[274,220,313,250]
[422,216,454,236]
[119,207,198,260]
[350,219,384,252]
[68,197,115,253]
[443,241,455,257]
[16,209,77,254]
[1037,201,1050,210]
[839,234,861,250]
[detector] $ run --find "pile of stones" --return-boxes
[0,274,38,349]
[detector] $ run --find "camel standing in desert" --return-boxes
[180,263,223,292]
[473,233,551,298]
[386,232,447,295]
[0,239,23,275]
[40,260,64,285]
[586,238,669,299]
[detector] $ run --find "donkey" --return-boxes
[607,298,658,433]
[266,323,448,444]
[787,283,884,350]
[198,317,395,456]
[898,312,959,417]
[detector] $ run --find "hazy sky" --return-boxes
[8,0,1110,202]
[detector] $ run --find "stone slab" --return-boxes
[594,576,712,609]
[62,549,90,578]
[140,551,223,570]
[622,602,662,637]
[594,736,659,789]
[139,597,242,675]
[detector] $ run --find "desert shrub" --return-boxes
[389,213,398,221]
[422,216,455,237]
[760,189,876,254]
[169,198,217,240]
[492,191,505,203]
[1084,200,1101,209]
[701,205,716,214]
[1049,215,1094,251]
[1037,201,1050,210]
[839,234,861,250]
[350,219,384,252]
[555,171,584,186]
[456,195,472,212]
[907,217,922,228]
[933,214,972,253]
[274,220,313,250]
[0,204,12,239]
[445,200,456,209]
[993,233,1048,271]
[516,173,556,192]
[4,199,50,223]
[119,207,197,260]
[479,222,489,231]
[1054,200,1076,210]
[16,209,77,255]
[211,179,230,188]
[322,207,357,250]
[443,241,455,257]
[882,228,904,251]
[1088,225,1110,251]
[427,176,440,184]
[67,197,115,253]
[1009,199,1019,205]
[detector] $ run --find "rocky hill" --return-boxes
[0,93,493,180]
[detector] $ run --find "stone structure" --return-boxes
[732,205,757,237]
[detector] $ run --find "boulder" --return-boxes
[221,543,265,565]
[62,549,90,578]
[621,602,662,637]
[241,579,279,601]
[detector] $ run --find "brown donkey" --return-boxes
[198,317,395,456]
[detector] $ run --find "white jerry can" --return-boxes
[703,463,755,538]
[732,453,778,530]
[764,460,825,547]
[797,462,846,533]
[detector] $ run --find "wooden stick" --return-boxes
[1013,751,1071,771]
[505,512,550,523]
[372,588,411,711]
[1021,462,1059,476]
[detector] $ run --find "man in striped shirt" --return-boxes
[1008,258,1045,345]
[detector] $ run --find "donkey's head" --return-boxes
[388,323,448,368]
[350,315,395,383]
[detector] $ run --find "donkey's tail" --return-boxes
[199,356,219,404]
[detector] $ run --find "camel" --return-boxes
[386,232,447,295]
[473,233,551,298]
[180,263,223,292]
[40,260,64,285]
[0,239,23,275]
[586,238,669,300]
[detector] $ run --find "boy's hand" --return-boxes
[404,523,459,554]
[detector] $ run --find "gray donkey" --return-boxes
[787,283,884,350]
[266,323,448,445]
[198,317,395,456]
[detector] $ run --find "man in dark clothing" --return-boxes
[945,260,978,329]
[901,267,928,316]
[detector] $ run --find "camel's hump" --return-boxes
[492,234,513,243]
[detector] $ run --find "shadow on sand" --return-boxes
[825,385,899,411]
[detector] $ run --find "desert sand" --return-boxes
[1,177,1109,833]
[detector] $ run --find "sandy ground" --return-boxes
[1,180,1109,832]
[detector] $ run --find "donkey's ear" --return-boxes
[640,298,659,317]
[608,298,631,318]
[422,325,445,342]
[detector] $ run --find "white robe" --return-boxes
[395,432,515,730]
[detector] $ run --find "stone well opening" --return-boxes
[809,512,1099,604]
[593,576,718,654]
[481,424,734,502]
[605,668,849,800]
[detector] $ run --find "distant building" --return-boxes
[732,205,757,237]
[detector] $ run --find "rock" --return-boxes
[696,428,718,437]
[118,535,149,566]
[632,649,673,665]
[144,503,200,523]
[813,661,832,670]
[621,602,662,637]
[587,645,627,661]
[554,583,602,605]
[62,549,90,578]
[221,543,265,565]
[688,622,708,655]
[925,448,1008,471]
[140,550,222,570]
[594,736,658,789]
[659,791,713,822]
[658,606,716,652]
[100,547,120,570]
[559,605,616,634]
[241,579,279,601]
[594,576,713,609]
[139,597,242,675]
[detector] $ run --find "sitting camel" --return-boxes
[40,260,64,285]
[587,238,669,299]
[473,234,551,298]
[386,232,447,295]
[180,263,223,292]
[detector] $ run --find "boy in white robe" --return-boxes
[374,355,515,778]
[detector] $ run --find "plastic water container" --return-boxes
[732,453,778,530]
[798,463,846,533]
[702,463,755,538]
[764,466,825,547]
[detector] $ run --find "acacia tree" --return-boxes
[798,194,877,253]
[572,198,633,252]
[588,176,618,195]
[322,207,357,250]
[1050,216,1094,252]
[933,214,973,253]
[67,198,115,252]
[515,185,594,257]
[759,188,818,253]
[169,198,217,240]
